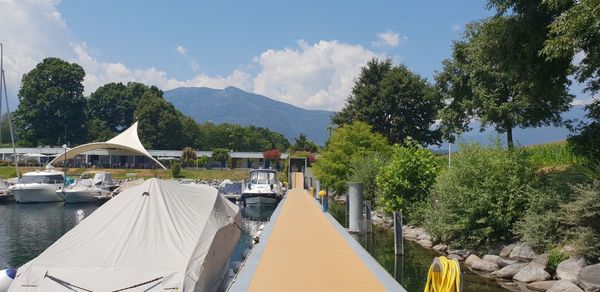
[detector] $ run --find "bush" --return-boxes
[376,140,438,223]
[425,142,536,251]
[562,181,600,263]
[348,152,388,202]
[547,248,568,274]
[171,161,181,178]
[516,189,565,251]
[568,100,600,163]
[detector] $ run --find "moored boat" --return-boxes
[56,171,114,203]
[241,169,284,207]
[9,170,65,203]
[8,178,241,292]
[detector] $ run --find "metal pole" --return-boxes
[348,182,364,233]
[448,141,451,167]
[1,43,18,178]
[394,210,404,255]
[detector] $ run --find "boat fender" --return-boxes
[232,261,243,273]
[242,248,251,259]
[258,224,265,230]
[255,230,262,237]
[0,268,16,292]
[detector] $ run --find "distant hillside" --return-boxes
[164,87,334,145]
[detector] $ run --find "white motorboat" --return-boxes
[0,180,12,202]
[57,172,114,203]
[241,169,284,207]
[10,170,65,203]
[9,179,241,292]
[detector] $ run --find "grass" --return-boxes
[524,141,586,167]
[0,166,275,181]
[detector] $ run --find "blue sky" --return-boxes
[0,0,592,111]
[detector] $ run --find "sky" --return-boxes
[0,0,594,112]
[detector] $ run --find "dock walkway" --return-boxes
[231,172,404,291]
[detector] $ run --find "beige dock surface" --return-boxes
[247,174,387,292]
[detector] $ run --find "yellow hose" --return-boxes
[424,256,461,292]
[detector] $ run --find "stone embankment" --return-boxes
[371,210,600,292]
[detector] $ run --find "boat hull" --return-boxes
[244,195,279,207]
[12,185,63,203]
[57,189,110,203]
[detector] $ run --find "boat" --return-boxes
[219,181,242,202]
[241,169,284,207]
[9,170,65,203]
[56,171,115,203]
[8,178,241,292]
[0,180,12,202]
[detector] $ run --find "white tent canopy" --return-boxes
[46,122,167,169]
[9,179,242,292]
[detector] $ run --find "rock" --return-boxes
[578,263,600,292]
[465,254,481,268]
[497,257,520,268]
[433,244,448,253]
[548,280,584,292]
[492,263,528,279]
[556,257,587,284]
[448,249,470,259]
[531,253,549,268]
[513,263,551,283]
[403,228,419,240]
[418,239,433,249]
[509,243,538,261]
[471,259,499,272]
[417,232,432,242]
[483,254,500,264]
[447,254,464,261]
[527,280,559,291]
[500,243,517,257]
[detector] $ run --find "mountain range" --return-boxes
[164,87,334,145]
[165,86,589,147]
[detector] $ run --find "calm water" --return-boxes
[328,200,509,292]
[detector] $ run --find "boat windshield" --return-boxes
[20,175,64,184]
[250,172,277,185]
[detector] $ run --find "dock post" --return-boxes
[348,182,364,233]
[394,210,404,255]
[315,180,320,200]
[318,190,328,212]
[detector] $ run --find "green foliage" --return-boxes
[562,181,600,262]
[171,161,181,178]
[516,188,565,251]
[425,142,536,251]
[376,140,438,223]
[333,58,442,146]
[196,155,209,168]
[134,91,190,149]
[181,147,197,162]
[313,121,389,196]
[211,148,230,168]
[291,133,319,152]
[197,122,290,151]
[15,57,87,146]
[525,141,586,167]
[543,0,600,93]
[568,100,600,162]
[348,152,388,201]
[547,248,569,274]
[437,5,573,148]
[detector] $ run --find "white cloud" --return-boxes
[176,45,187,56]
[373,31,405,47]
[0,0,380,111]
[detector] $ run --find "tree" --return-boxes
[333,58,442,146]
[181,146,197,167]
[438,10,574,148]
[14,57,87,146]
[291,133,319,152]
[568,100,600,162]
[211,148,230,169]
[542,0,599,93]
[313,121,389,196]
[134,91,187,149]
[376,140,438,221]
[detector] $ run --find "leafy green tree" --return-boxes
[196,155,209,168]
[348,152,388,202]
[313,121,389,196]
[211,148,230,169]
[291,133,319,152]
[181,146,197,167]
[568,100,600,162]
[134,92,186,149]
[376,140,438,222]
[14,57,87,146]
[542,0,599,93]
[333,58,442,146]
[438,3,573,148]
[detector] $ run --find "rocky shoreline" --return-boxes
[371,210,600,292]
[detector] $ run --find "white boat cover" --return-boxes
[9,179,241,292]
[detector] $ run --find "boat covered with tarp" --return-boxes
[8,178,241,292]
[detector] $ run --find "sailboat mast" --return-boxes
[0,43,20,178]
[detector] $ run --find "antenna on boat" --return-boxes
[0,43,20,178]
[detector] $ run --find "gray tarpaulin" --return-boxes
[9,179,241,292]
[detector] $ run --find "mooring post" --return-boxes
[348,182,364,233]
[315,180,320,200]
[319,190,328,212]
[394,210,404,255]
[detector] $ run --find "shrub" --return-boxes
[425,142,536,251]
[516,188,565,251]
[547,248,568,274]
[568,100,600,163]
[171,161,181,178]
[196,155,209,168]
[376,140,438,223]
[348,152,388,202]
[562,181,600,263]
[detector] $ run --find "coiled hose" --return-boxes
[424,256,461,292]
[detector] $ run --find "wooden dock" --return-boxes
[230,172,404,291]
